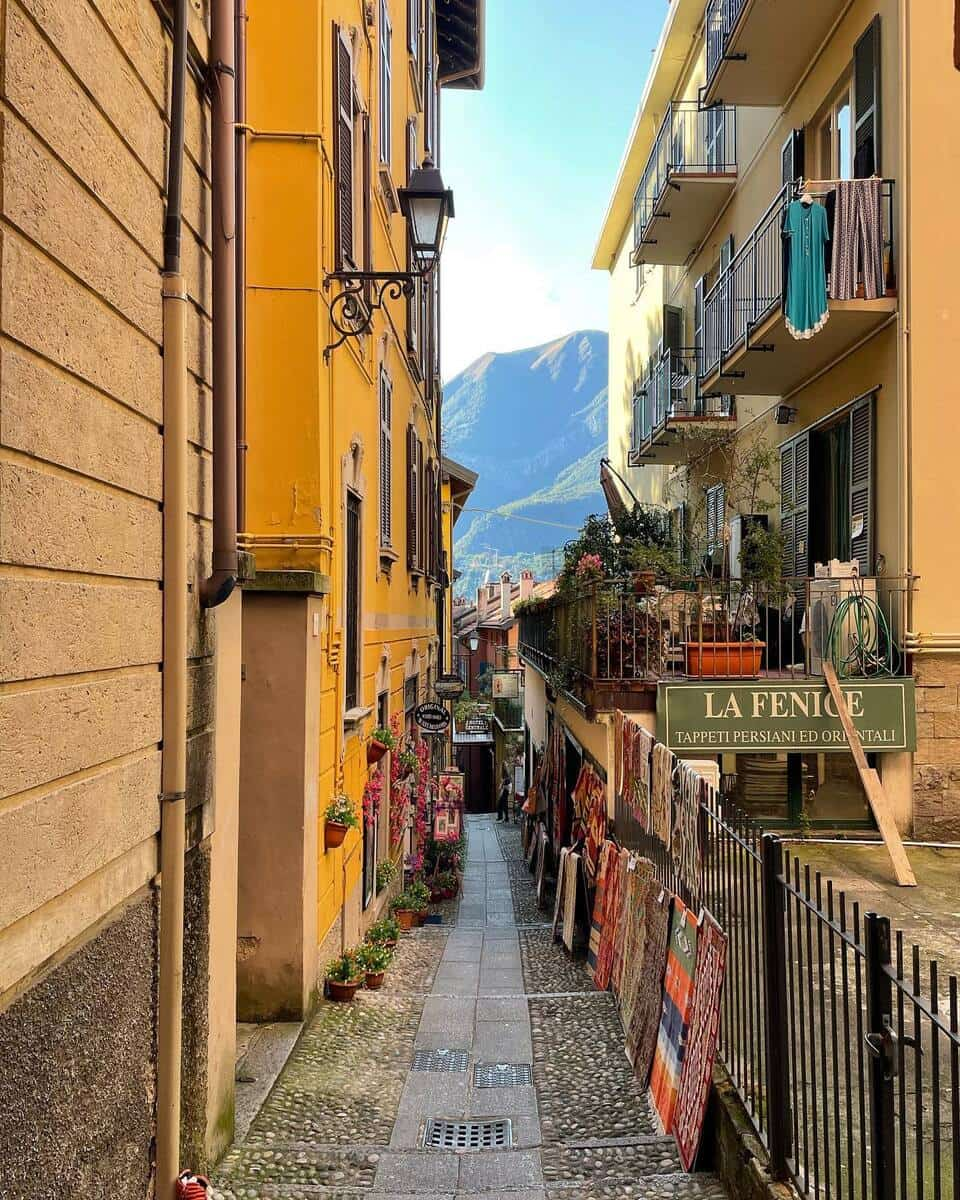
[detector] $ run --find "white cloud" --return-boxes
[440,233,608,381]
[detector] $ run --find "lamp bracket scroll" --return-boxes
[323,272,419,360]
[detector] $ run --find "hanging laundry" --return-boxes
[651,743,674,848]
[784,198,830,339]
[627,881,672,1083]
[673,911,728,1172]
[650,900,700,1133]
[830,178,884,301]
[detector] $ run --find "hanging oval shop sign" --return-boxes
[415,702,451,734]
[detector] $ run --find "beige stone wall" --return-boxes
[0,0,236,1176]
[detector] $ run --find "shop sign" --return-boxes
[492,670,521,699]
[434,672,466,700]
[415,702,451,734]
[657,678,916,753]
[465,712,492,735]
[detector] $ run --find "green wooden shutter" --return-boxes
[849,394,874,573]
[662,305,684,357]
[780,431,810,578]
[379,371,392,546]
[406,425,418,569]
[854,16,881,177]
[781,128,805,186]
[706,483,725,556]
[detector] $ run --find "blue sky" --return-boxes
[440,0,668,379]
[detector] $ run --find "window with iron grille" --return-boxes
[345,491,361,710]
[379,0,392,168]
[379,369,393,547]
[333,25,355,268]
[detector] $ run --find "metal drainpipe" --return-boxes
[235,0,247,534]
[201,0,239,608]
[157,0,189,1194]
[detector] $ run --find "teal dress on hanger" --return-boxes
[784,199,830,339]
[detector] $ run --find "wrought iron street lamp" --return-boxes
[324,158,454,358]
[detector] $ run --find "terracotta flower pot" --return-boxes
[632,569,656,596]
[415,908,429,925]
[441,887,457,900]
[430,887,445,903]
[327,977,362,1002]
[366,739,388,765]
[685,641,765,679]
[325,820,349,850]
[385,937,398,949]
[364,970,386,990]
[394,908,416,931]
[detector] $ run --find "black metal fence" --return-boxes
[613,783,959,1200]
[705,0,749,85]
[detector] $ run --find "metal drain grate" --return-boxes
[473,1062,534,1088]
[423,1118,513,1150]
[412,1048,469,1073]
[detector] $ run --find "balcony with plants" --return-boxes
[517,452,913,711]
[632,100,738,269]
[704,0,851,107]
[698,179,896,399]
[629,349,736,468]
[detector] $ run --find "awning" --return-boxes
[438,0,485,90]
[600,458,631,524]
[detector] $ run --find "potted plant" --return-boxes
[366,916,400,948]
[391,890,418,931]
[324,794,359,849]
[407,880,431,924]
[436,870,459,900]
[367,725,396,766]
[325,949,363,1002]
[376,857,399,893]
[395,747,418,781]
[357,941,392,990]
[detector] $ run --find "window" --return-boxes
[423,0,436,157]
[408,0,420,61]
[853,16,881,177]
[407,425,422,571]
[333,26,355,268]
[379,369,393,547]
[705,483,726,559]
[379,0,392,168]
[345,491,361,710]
[815,74,854,182]
[406,120,421,359]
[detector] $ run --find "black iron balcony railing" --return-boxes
[632,100,737,251]
[705,0,748,86]
[518,575,914,698]
[698,180,896,381]
[631,350,735,456]
[493,694,524,732]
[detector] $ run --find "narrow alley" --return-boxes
[214,816,727,1200]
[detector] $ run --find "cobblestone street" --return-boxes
[215,817,728,1199]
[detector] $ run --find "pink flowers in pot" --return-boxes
[575,553,603,581]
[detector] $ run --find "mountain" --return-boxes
[444,331,608,597]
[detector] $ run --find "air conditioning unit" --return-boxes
[806,575,877,676]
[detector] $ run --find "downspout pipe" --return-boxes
[201,0,240,608]
[157,0,189,1195]
[235,0,247,534]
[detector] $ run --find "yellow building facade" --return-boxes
[237,0,483,1018]
[592,0,960,836]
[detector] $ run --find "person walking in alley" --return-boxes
[496,763,511,821]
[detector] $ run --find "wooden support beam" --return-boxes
[823,662,916,887]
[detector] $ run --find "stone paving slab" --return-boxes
[457,1148,544,1191]
[473,1019,533,1061]
[373,1149,461,1192]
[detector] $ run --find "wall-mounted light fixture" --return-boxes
[324,158,454,358]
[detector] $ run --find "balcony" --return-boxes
[630,350,737,467]
[493,695,524,732]
[518,575,912,712]
[699,181,897,397]
[704,0,849,107]
[632,101,737,268]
